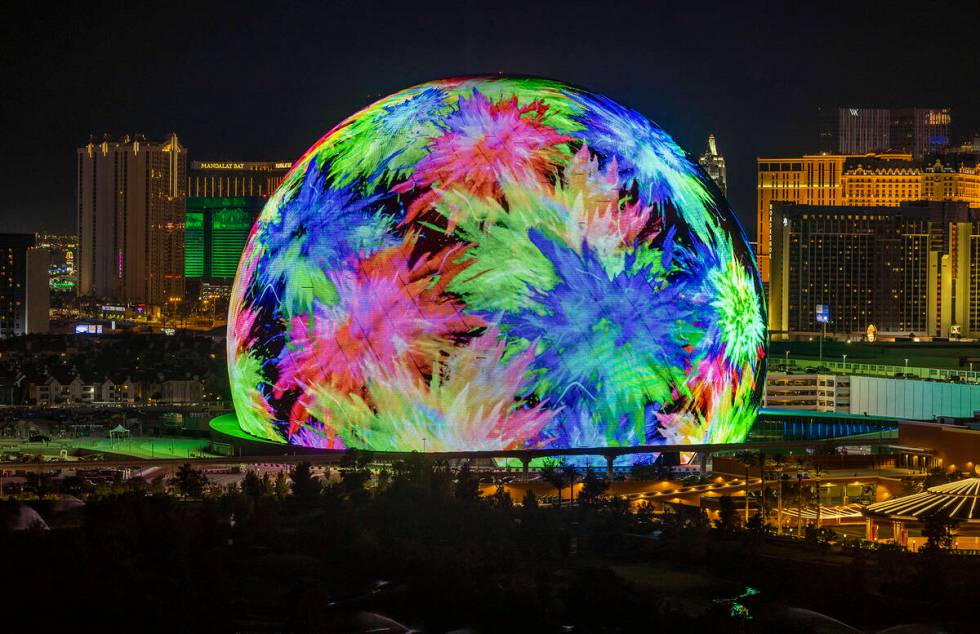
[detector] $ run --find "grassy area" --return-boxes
[770,340,980,370]
[71,437,209,458]
[18,436,213,459]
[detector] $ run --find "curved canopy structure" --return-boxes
[865,478,980,524]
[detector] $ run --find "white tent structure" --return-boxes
[0,504,49,530]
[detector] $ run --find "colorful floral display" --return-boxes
[227,76,767,455]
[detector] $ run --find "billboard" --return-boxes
[815,304,830,324]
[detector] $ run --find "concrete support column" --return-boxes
[521,456,530,483]
[698,451,709,474]
[894,520,907,547]
[605,454,615,480]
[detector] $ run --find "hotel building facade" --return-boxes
[184,161,289,307]
[187,161,290,199]
[767,200,980,338]
[76,133,187,308]
[756,153,980,285]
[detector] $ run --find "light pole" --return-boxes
[784,350,790,370]
[842,354,847,369]
[904,358,909,376]
[797,472,804,537]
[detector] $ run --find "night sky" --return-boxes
[1,1,977,236]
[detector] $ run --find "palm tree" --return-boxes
[540,464,565,506]
[769,455,787,534]
[812,463,826,529]
[562,464,578,504]
[735,450,760,525]
[795,469,806,537]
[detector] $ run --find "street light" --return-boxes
[784,350,790,370]
[904,358,909,375]
[842,353,847,368]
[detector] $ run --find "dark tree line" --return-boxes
[4,459,978,632]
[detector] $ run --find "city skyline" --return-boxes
[6,5,980,630]
[1,2,978,235]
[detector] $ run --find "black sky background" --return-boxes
[1,0,977,236]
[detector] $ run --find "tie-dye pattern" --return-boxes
[227,76,767,457]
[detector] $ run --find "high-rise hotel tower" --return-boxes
[76,133,187,307]
[756,153,980,285]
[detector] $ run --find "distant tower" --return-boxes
[0,234,49,337]
[699,133,727,196]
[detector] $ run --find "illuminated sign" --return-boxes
[75,324,103,335]
[197,162,246,170]
[194,161,292,171]
[815,304,830,324]
[161,327,176,336]
[101,305,126,313]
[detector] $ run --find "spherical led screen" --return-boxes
[228,76,767,453]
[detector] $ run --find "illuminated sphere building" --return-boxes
[227,76,767,453]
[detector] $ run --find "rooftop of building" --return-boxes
[770,199,977,221]
[843,154,919,169]
[758,152,914,162]
[80,132,181,149]
[864,477,980,524]
[759,408,901,424]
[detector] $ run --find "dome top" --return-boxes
[227,76,767,455]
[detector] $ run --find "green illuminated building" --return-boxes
[185,197,261,281]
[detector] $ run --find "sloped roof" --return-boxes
[864,478,980,524]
